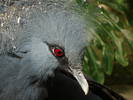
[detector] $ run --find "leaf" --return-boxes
[121,29,133,50]
[102,45,114,75]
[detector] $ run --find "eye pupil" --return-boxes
[54,48,64,57]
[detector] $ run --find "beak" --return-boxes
[68,65,89,95]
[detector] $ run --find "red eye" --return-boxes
[52,47,64,57]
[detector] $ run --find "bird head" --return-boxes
[1,1,93,95]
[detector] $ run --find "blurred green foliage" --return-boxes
[76,0,133,84]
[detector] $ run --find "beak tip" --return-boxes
[80,76,89,95]
[71,69,89,95]
[84,82,89,95]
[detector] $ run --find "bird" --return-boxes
[0,0,126,100]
